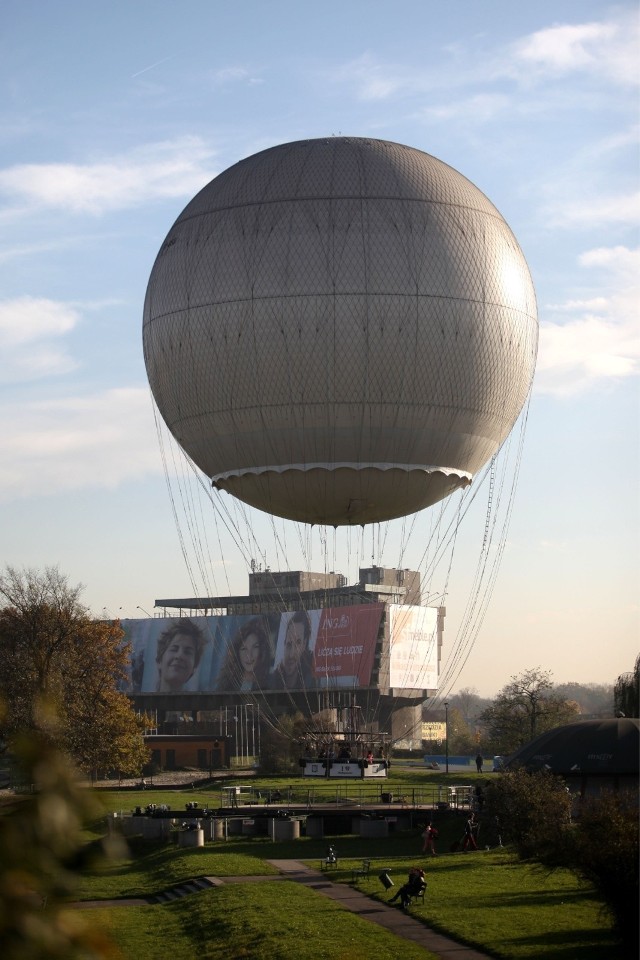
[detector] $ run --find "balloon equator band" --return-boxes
[211,463,473,483]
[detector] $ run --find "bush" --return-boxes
[484,769,639,957]
[550,790,639,958]
[482,767,572,860]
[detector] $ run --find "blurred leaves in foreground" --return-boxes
[0,711,126,959]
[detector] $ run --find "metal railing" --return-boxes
[216,782,474,810]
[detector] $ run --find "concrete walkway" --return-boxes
[75,859,490,960]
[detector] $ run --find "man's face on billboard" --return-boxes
[283,619,305,677]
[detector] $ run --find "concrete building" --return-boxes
[126,566,444,751]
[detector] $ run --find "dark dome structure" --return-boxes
[505,718,639,796]
[143,137,538,526]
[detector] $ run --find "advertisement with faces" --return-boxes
[120,603,385,694]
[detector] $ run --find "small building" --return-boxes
[145,734,231,772]
[505,718,639,799]
[127,565,445,751]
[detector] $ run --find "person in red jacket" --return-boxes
[421,820,438,855]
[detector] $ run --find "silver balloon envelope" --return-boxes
[143,137,538,525]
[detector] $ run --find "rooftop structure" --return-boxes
[153,565,424,615]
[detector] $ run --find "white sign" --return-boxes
[388,606,439,689]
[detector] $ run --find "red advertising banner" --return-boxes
[313,603,383,688]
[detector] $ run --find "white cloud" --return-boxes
[0,296,78,346]
[332,52,415,101]
[0,137,217,215]
[417,93,510,123]
[334,10,638,110]
[549,189,640,228]
[510,14,639,86]
[0,297,80,381]
[0,387,162,501]
[0,235,83,264]
[536,246,640,395]
[212,66,249,83]
[579,245,639,270]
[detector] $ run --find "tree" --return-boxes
[0,565,148,777]
[483,767,638,958]
[64,686,149,779]
[0,725,120,959]
[259,712,309,774]
[551,791,639,958]
[554,681,613,717]
[614,654,639,718]
[483,767,572,860]
[447,686,490,725]
[480,667,579,754]
[445,706,478,755]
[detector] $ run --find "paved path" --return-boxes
[75,859,489,959]
[263,860,490,960]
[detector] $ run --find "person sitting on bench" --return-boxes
[389,866,426,909]
[321,845,338,869]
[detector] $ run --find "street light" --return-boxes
[444,701,449,775]
[137,605,152,617]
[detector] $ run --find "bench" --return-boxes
[321,846,338,871]
[351,859,371,882]
[258,790,283,804]
[406,882,427,906]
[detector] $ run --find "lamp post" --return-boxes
[234,715,239,765]
[136,605,152,617]
[444,701,449,775]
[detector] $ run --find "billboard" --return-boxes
[388,605,439,690]
[313,605,382,689]
[120,603,384,695]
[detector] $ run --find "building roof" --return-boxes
[506,717,640,777]
[505,718,639,776]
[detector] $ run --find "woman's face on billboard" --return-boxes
[159,633,197,690]
[239,632,261,676]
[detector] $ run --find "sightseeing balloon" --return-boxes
[143,137,537,525]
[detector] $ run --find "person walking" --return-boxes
[475,753,483,773]
[421,821,438,855]
[462,812,478,851]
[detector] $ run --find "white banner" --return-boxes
[388,605,439,690]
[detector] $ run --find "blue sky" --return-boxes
[1,0,638,697]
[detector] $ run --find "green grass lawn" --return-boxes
[73,824,620,960]
[82,881,440,960]
[73,771,622,958]
[330,850,618,959]
[75,842,279,900]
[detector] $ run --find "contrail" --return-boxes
[132,55,177,79]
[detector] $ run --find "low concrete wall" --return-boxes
[358,818,389,838]
[142,817,174,840]
[305,816,324,838]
